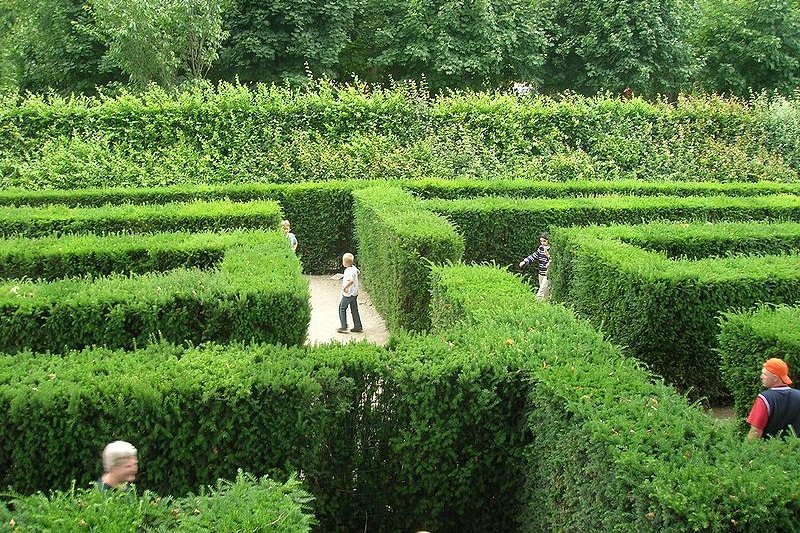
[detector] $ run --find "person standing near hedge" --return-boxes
[97,441,138,490]
[337,253,363,334]
[746,358,800,440]
[519,232,551,301]
[282,219,298,253]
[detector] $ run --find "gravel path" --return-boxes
[305,275,390,346]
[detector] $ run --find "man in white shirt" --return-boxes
[337,253,363,333]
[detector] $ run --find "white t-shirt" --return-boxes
[342,266,360,297]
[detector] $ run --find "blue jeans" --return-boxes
[339,295,363,329]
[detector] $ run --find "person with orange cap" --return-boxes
[746,358,800,440]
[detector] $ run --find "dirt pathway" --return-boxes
[305,275,390,346]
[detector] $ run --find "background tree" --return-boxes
[90,0,228,88]
[346,0,547,91]
[3,0,114,94]
[533,0,696,96]
[213,0,361,84]
[0,1,17,91]
[691,0,800,97]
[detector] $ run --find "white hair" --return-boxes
[102,441,137,472]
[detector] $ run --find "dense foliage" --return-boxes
[0,471,316,532]
[426,194,800,267]
[691,0,800,96]
[533,0,695,95]
[0,230,310,352]
[1,87,800,190]
[353,186,464,331]
[551,222,800,402]
[3,0,799,95]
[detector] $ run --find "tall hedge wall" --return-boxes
[719,305,800,420]
[2,262,800,531]
[2,179,797,274]
[550,222,800,401]
[430,263,800,533]
[352,186,464,331]
[425,194,800,268]
[1,87,798,189]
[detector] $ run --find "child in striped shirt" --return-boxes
[519,232,551,301]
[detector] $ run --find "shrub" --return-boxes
[0,230,310,352]
[0,199,283,238]
[353,187,464,331]
[551,222,800,401]
[0,471,316,532]
[426,194,800,268]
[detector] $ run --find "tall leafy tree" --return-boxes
[534,0,695,96]
[0,0,17,91]
[692,0,800,97]
[347,0,547,91]
[214,0,361,83]
[3,0,114,94]
[90,0,228,88]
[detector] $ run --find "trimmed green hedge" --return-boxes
[2,263,800,531]
[353,186,464,331]
[0,338,527,533]
[406,178,800,200]
[0,230,310,352]
[0,472,316,532]
[0,182,358,274]
[2,88,799,188]
[550,223,800,401]
[0,200,283,238]
[1,179,797,274]
[430,263,800,533]
[425,194,800,267]
[550,220,800,299]
[719,305,800,420]
[0,231,235,280]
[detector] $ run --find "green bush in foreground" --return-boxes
[430,263,800,533]
[0,471,315,532]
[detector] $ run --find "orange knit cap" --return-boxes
[764,358,792,385]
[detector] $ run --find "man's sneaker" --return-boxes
[350,328,363,333]
[337,327,350,333]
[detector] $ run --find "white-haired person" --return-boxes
[97,440,138,490]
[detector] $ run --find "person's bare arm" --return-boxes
[747,426,763,440]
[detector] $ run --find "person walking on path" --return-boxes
[747,358,800,440]
[519,232,551,301]
[337,253,363,333]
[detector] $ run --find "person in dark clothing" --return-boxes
[746,358,800,440]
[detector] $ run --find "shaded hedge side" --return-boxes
[425,194,800,267]
[550,222,800,401]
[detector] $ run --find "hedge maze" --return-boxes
[3,93,800,531]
